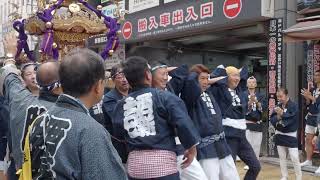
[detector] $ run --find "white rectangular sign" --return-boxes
[101,0,110,3]
[164,0,176,3]
[129,0,159,13]
[104,44,125,70]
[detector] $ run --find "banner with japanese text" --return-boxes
[307,42,320,89]
[122,0,267,42]
[267,18,283,157]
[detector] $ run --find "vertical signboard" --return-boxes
[314,43,320,77]
[307,43,314,85]
[267,18,283,157]
[307,42,320,89]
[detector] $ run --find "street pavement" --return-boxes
[236,161,319,180]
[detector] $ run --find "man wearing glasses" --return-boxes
[103,64,130,164]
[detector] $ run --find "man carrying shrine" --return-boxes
[1,34,62,174]
[208,65,261,180]
[150,61,207,180]
[113,56,200,180]
[181,64,240,180]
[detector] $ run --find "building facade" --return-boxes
[85,0,307,156]
[120,0,304,156]
[0,0,38,58]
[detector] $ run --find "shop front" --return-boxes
[121,0,282,156]
[86,0,306,157]
[121,0,274,74]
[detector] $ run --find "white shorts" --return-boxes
[0,161,4,170]
[305,125,317,134]
[177,155,208,180]
[199,155,240,180]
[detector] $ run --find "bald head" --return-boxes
[36,61,60,87]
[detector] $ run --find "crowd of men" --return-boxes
[0,33,319,180]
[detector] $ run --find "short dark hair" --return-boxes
[121,56,149,88]
[149,60,169,68]
[21,63,37,79]
[150,61,168,73]
[110,64,122,79]
[59,48,105,97]
[277,87,288,95]
[190,64,210,74]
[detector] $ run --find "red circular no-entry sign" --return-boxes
[223,0,242,19]
[122,21,132,40]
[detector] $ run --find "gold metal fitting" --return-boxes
[52,42,58,48]
[45,22,53,28]
[97,5,103,11]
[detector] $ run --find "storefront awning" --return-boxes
[283,20,320,42]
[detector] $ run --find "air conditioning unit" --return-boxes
[301,0,318,5]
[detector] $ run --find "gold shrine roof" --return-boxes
[26,1,107,36]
